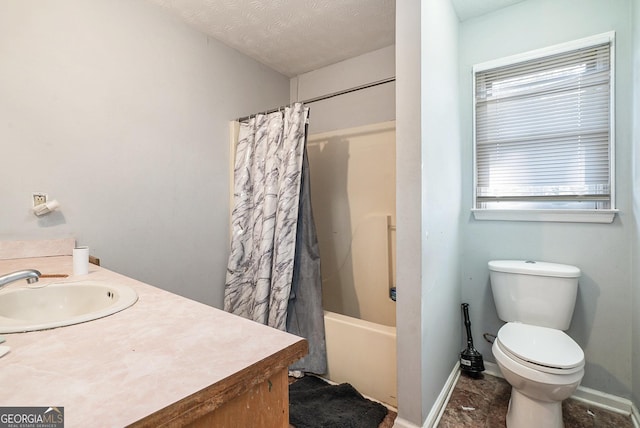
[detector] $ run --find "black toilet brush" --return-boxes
[460,303,485,378]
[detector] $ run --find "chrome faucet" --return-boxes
[0,269,41,290]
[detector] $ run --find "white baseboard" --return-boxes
[484,361,640,427]
[392,363,461,428]
[572,385,634,415]
[481,361,502,377]
[632,402,640,428]
[392,417,421,428]
[423,362,460,428]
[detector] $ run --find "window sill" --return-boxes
[471,209,618,224]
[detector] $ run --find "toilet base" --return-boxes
[506,388,564,428]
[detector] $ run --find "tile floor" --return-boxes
[377,407,397,428]
[437,372,633,428]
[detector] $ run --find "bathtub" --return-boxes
[324,310,397,407]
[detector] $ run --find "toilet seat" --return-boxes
[497,322,584,374]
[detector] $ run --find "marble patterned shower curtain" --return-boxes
[224,103,309,331]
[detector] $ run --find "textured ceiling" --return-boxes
[148,0,526,77]
[148,0,396,77]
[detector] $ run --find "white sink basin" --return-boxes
[0,281,138,333]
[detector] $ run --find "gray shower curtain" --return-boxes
[224,102,326,374]
[287,147,327,374]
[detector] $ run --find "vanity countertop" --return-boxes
[0,256,307,427]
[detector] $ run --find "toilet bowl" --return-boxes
[488,260,584,427]
[493,322,584,428]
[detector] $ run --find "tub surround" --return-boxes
[324,310,397,407]
[0,255,307,427]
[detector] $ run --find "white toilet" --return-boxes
[489,260,585,428]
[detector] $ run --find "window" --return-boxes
[472,33,616,223]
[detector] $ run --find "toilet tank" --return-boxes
[489,260,580,330]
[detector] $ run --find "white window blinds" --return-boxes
[474,39,613,210]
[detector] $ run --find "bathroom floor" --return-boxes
[437,372,634,428]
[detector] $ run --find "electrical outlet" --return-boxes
[32,193,48,207]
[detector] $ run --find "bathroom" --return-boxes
[2,1,640,428]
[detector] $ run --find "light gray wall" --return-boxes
[396,0,462,426]
[420,0,462,423]
[0,0,290,308]
[396,0,425,424]
[632,0,640,411]
[459,0,635,398]
[290,46,395,134]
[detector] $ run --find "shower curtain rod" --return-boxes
[235,76,396,123]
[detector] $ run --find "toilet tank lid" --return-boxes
[488,260,580,278]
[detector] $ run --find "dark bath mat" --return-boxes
[289,376,388,428]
